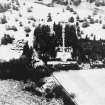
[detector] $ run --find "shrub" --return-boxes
[73,11,77,14]
[95,2,100,6]
[31,65,52,83]
[76,22,79,27]
[27,8,32,12]
[73,0,81,6]
[28,16,36,22]
[99,20,102,24]
[45,88,54,99]
[54,63,80,70]
[80,30,84,35]
[23,3,25,5]
[47,13,52,22]
[6,25,18,31]
[19,13,22,17]
[0,56,31,80]
[95,0,105,6]
[78,18,85,23]
[70,8,74,12]
[95,19,99,23]
[1,34,14,45]
[87,15,91,19]
[32,23,35,27]
[15,18,18,22]
[89,18,95,24]
[66,5,74,12]
[82,21,90,28]
[28,21,31,24]
[68,17,74,23]
[102,24,105,29]
[88,0,95,3]
[93,10,97,16]
[26,34,29,37]
[0,15,7,24]
[76,15,80,21]
[19,22,23,27]
[24,26,31,33]
[66,5,71,10]
[0,3,11,13]
[12,5,19,11]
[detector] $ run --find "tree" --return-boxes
[34,24,57,62]
[68,17,74,23]
[93,35,96,41]
[88,0,95,3]
[53,22,62,46]
[1,34,14,45]
[47,13,52,22]
[65,24,81,59]
[73,0,81,6]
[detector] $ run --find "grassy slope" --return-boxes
[0,79,63,105]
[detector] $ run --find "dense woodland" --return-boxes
[33,22,105,63]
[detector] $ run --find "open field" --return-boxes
[54,69,105,105]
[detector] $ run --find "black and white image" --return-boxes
[0,0,105,105]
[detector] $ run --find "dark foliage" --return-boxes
[53,22,62,46]
[1,34,15,45]
[47,13,52,22]
[79,38,105,62]
[31,66,52,82]
[89,18,95,24]
[82,21,90,28]
[68,17,74,23]
[87,0,95,3]
[102,24,105,29]
[0,58,52,84]
[33,22,105,63]
[22,42,33,61]
[34,24,57,63]
[65,24,82,59]
[6,25,18,31]
[0,15,7,24]
[24,26,31,33]
[73,0,81,6]
[95,0,105,6]
[54,63,80,70]
[0,56,31,80]
[53,85,75,105]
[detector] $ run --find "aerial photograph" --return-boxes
[0,0,105,105]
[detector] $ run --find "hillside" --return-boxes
[0,0,105,61]
[0,79,63,105]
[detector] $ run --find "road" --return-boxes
[53,69,105,105]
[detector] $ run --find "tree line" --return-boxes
[26,22,105,63]
[33,23,81,61]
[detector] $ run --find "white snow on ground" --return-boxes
[0,45,22,61]
[54,69,105,105]
[1,1,105,59]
